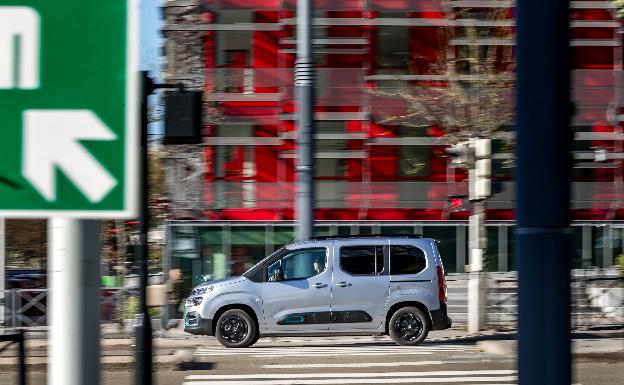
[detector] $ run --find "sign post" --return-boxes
[0,2,139,385]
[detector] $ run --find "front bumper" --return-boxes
[430,301,452,330]
[184,311,213,335]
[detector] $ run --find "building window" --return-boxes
[376,26,409,72]
[423,226,457,273]
[316,139,347,178]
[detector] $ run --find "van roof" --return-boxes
[310,235,424,241]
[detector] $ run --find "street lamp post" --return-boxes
[295,0,316,241]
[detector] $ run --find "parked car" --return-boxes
[183,236,451,348]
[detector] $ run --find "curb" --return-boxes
[476,340,515,356]
[477,339,624,361]
[0,351,196,373]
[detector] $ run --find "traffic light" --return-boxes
[446,139,492,201]
[164,91,203,144]
[444,141,471,166]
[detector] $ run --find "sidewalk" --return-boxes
[0,327,621,372]
[476,330,624,361]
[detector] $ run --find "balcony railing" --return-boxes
[201,181,624,211]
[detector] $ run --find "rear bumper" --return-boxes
[184,311,213,336]
[430,301,452,330]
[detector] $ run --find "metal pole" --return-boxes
[135,70,153,385]
[516,1,571,385]
[48,219,102,385]
[295,0,316,241]
[18,329,25,385]
[0,217,5,327]
[468,200,486,333]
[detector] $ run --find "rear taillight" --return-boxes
[436,266,447,302]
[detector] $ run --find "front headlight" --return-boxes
[186,296,203,306]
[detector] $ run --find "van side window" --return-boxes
[390,245,427,275]
[340,246,384,275]
[266,248,327,281]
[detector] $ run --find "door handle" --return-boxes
[336,281,351,288]
[312,283,327,288]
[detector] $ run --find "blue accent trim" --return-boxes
[284,315,305,323]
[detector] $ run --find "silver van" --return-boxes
[183,236,451,347]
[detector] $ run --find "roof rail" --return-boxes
[310,234,423,241]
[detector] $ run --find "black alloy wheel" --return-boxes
[394,313,423,341]
[215,309,258,348]
[220,314,249,343]
[388,306,430,346]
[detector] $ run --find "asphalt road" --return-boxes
[2,336,622,385]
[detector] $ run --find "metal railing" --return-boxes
[2,287,141,329]
[2,272,621,331]
[464,272,624,330]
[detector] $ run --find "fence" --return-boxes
[446,270,624,330]
[1,287,140,329]
[1,271,622,331]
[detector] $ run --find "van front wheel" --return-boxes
[388,307,429,346]
[215,309,258,348]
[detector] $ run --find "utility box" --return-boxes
[164,91,203,144]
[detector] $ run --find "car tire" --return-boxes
[388,306,429,346]
[215,309,258,348]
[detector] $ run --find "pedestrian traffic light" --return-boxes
[449,195,468,211]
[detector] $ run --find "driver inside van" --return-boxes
[312,257,324,275]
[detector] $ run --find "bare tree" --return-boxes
[371,7,516,332]
[373,7,515,143]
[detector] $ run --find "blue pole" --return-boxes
[516,1,572,385]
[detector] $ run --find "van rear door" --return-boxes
[388,239,438,311]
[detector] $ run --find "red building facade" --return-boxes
[163,1,624,278]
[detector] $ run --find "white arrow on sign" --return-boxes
[23,110,118,203]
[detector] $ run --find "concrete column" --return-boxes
[468,201,487,333]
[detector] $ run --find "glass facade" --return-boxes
[167,221,624,299]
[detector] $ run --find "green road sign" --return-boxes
[0,0,138,218]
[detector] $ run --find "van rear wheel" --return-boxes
[388,307,429,346]
[215,309,258,348]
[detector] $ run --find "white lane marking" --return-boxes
[262,361,446,369]
[185,370,517,380]
[183,377,517,384]
[194,344,476,358]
